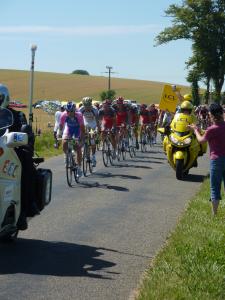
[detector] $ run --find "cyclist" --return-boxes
[129,103,139,149]
[148,103,159,144]
[53,104,65,148]
[79,97,100,167]
[139,103,150,139]
[99,99,117,156]
[198,105,210,129]
[58,102,85,177]
[113,96,130,146]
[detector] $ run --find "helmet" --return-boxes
[183,94,192,102]
[66,101,75,112]
[105,99,112,105]
[124,100,132,107]
[116,96,124,104]
[0,84,10,108]
[140,104,147,109]
[82,97,92,107]
[93,101,100,108]
[180,101,193,111]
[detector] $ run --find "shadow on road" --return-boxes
[184,174,206,182]
[126,159,164,164]
[136,155,167,161]
[0,239,117,279]
[79,181,129,192]
[114,164,152,169]
[93,172,142,180]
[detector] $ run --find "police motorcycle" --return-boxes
[0,108,52,241]
[158,101,207,180]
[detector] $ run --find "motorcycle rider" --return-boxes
[0,84,40,230]
[171,100,197,127]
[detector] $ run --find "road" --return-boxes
[0,144,209,300]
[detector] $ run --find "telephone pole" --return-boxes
[104,66,116,91]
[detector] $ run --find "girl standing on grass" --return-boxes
[189,103,225,215]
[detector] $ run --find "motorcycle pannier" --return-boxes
[36,168,52,211]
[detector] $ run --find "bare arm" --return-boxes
[188,124,207,144]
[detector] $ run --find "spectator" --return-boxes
[189,103,225,215]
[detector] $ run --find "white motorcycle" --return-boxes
[0,108,52,242]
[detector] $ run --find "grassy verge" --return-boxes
[137,178,225,300]
[34,131,63,158]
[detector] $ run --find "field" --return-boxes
[0,69,191,104]
[0,68,191,132]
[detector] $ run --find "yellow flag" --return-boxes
[159,85,180,113]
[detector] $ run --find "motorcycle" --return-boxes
[0,108,52,241]
[158,112,207,180]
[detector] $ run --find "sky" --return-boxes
[0,0,193,86]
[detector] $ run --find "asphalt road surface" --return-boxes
[0,143,209,300]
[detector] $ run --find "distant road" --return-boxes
[0,144,209,300]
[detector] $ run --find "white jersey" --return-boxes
[54,111,62,132]
[79,106,98,129]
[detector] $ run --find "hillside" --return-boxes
[0,69,191,104]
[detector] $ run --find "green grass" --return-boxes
[137,179,225,300]
[34,131,63,158]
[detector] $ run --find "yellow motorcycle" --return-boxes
[158,113,207,180]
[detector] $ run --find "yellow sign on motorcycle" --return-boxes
[159,85,180,113]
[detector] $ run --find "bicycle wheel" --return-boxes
[140,133,147,152]
[108,140,115,165]
[82,145,89,176]
[102,140,109,167]
[122,139,127,160]
[148,131,153,148]
[128,136,134,158]
[74,164,80,183]
[66,151,75,187]
[117,140,122,161]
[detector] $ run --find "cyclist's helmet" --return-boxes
[105,99,112,105]
[140,104,147,110]
[183,94,192,102]
[116,96,124,105]
[0,84,10,108]
[66,101,75,112]
[82,96,92,107]
[180,101,193,113]
[93,101,100,109]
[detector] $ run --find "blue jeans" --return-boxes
[210,157,225,201]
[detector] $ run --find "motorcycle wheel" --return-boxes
[176,159,184,180]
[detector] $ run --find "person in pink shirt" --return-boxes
[58,102,85,177]
[189,103,225,215]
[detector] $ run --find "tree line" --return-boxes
[155,0,225,104]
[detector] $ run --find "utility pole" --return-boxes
[104,66,116,91]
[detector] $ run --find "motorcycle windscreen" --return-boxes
[0,108,13,130]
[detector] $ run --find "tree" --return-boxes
[71,70,89,75]
[100,90,116,101]
[155,0,225,103]
[186,67,201,106]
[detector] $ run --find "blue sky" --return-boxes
[0,0,192,86]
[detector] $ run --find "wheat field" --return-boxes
[0,69,191,131]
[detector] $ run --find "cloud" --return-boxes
[0,25,161,36]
